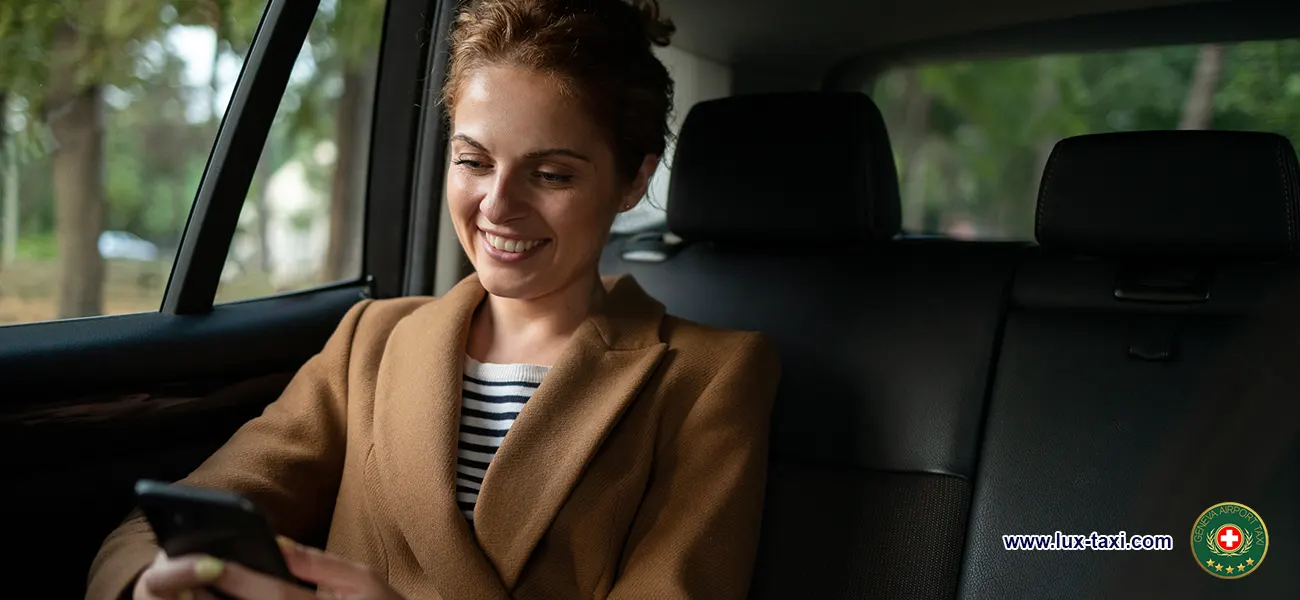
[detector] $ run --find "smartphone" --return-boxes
[134,479,301,586]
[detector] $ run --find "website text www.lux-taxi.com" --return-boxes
[1002,531,1175,551]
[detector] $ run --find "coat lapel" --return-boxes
[371,274,510,600]
[472,276,668,589]
[372,273,668,596]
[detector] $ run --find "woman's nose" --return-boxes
[479,170,528,223]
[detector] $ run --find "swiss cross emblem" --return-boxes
[1216,526,1242,551]
[1192,502,1269,579]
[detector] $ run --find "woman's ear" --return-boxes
[619,154,660,212]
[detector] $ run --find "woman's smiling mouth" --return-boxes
[481,231,551,262]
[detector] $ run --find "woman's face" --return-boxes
[447,65,654,301]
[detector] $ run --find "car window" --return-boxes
[0,1,267,326]
[872,39,1300,241]
[215,0,385,303]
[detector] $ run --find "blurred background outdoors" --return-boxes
[0,1,1298,326]
[0,0,382,325]
[871,41,1300,240]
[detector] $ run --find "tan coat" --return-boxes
[88,274,780,600]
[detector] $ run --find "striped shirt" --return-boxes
[457,355,550,526]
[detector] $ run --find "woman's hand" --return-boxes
[132,551,227,600]
[132,537,404,600]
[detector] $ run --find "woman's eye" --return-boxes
[537,171,573,184]
[454,158,489,170]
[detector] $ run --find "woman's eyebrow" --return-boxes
[523,148,591,162]
[450,133,488,151]
[451,134,590,163]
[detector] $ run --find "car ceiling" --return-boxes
[660,0,1232,69]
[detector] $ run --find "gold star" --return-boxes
[1227,567,1235,574]
[1215,564,1224,572]
[1206,559,1215,567]
[1238,563,1246,571]
[1247,558,1255,565]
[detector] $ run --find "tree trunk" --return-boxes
[897,70,932,233]
[1019,57,1062,239]
[1179,44,1224,130]
[47,24,107,318]
[211,3,225,126]
[0,91,15,268]
[253,145,274,274]
[324,68,372,281]
[898,69,931,160]
[902,138,932,233]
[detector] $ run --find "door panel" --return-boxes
[1,287,362,598]
[0,286,364,397]
[5,371,295,598]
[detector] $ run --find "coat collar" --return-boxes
[372,273,668,598]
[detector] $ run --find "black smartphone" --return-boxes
[134,480,301,587]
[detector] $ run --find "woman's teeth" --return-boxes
[485,232,544,253]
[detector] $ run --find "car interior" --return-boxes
[2,0,1298,597]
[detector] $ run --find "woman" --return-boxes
[87,0,780,598]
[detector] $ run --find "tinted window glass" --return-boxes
[215,0,385,303]
[0,1,266,325]
[873,40,1300,240]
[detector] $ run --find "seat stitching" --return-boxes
[1036,144,1060,243]
[1278,138,1296,252]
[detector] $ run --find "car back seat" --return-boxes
[958,131,1300,599]
[600,92,1021,599]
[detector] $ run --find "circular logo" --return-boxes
[1191,502,1269,579]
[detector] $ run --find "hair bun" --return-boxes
[632,0,675,47]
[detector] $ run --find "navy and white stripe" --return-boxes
[457,355,549,525]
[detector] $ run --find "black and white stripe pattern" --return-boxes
[457,356,549,525]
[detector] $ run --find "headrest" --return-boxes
[1036,131,1300,260]
[666,92,901,243]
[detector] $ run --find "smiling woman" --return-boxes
[87,1,781,599]
[442,0,672,369]
[445,65,659,365]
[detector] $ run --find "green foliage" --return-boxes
[0,3,62,98]
[0,0,390,320]
[0,0,172,97]
[280,0,385,144]
[874,39,1300,239]
[0,0,264,245]
[15,232,58,260]
[1216,40,1300,139]
[330,0,387,70]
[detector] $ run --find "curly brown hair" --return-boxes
[443,0,676,180]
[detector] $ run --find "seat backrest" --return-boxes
[602,92,1021,600]
[959,131,1300,599]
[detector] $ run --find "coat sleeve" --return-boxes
[85,299,374,600]
[607,332,781,600]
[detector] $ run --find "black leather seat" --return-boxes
[601,92,1021,599]
[959,131,1300,599]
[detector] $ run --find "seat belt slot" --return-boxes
[1114,264,1210,303]
[1127,316,1182,362]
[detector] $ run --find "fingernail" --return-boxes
[179,590,194,600]
[276,534,298,550]
[194,556,225,582]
